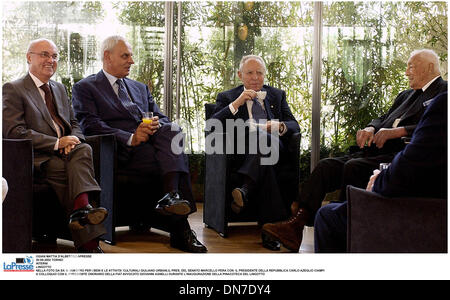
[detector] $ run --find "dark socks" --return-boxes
[241,176,256,195]
[178,173,194,203]
[164,172,195,205]
[163,172,180,193]
[170,216,190,237]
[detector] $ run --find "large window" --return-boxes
[176,1,314,153]
[321,1,448,155]
[2,1,448,163]
[2,1,166,107]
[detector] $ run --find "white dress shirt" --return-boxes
[102,69,134,146]
[228,88,287,135]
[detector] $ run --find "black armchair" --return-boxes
[90,135,168,245]
[111,164,168,243]
[203,103,301,237]
[347,185,447,253]
[2,135,115,252]
[2,139,33,253]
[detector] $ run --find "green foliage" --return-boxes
[2,1,104,85]
[2,1,447,160]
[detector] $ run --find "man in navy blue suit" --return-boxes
[72,35,206,253]
[211,55,300,249]
[314,91,447,252]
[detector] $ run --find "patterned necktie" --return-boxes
[40,83,66,136]
[116,79,142,121]
[251,98,267,123]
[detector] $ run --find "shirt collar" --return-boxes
[102,69,121,86]
[422,75,440,92]
[28,71,46,88]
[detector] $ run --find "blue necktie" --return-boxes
[252,99,267,123]
[116,79,142,122]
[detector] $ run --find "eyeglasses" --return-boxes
[29,51,59,62]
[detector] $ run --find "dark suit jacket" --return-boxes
[364,76,447,154]
[212,84,300,137]
[72,70,169,146]
[373,91,447,199]
[2,73,84,170]
[368,77,447,135]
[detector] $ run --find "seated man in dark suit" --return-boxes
[314,91,447,252]
[262,49,447,252]
[3,38,108,253]
[211,55,300,248]
[72,35,206,253]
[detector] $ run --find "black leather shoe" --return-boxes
[170,229,208,253]
[231,187,248,214]
[261,232,281,251]
[69,205,108,230]
[129,222,151,233]
[155,191,192,216]
[77,246,104,253]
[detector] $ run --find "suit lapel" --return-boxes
[95,71,132,117]
[403,77,443,120]
[22,74,58,134]
[420,77,443,102]
[49,81,70,127]
[263,88,274,120]
[123,78,145,112]
[235,86,250,120]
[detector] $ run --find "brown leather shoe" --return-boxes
[231,187,248,214]
[290,201,300,216]
[262,208,310,252]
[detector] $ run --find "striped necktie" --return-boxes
[40,83,66,136]
[251,98,267,123]
[116,79,142,122]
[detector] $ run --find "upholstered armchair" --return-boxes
[203,103,301,237]
[347,186,447,253]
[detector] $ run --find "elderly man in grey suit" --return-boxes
[2,38,108,253]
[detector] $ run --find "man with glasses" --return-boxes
[3,38,108,253]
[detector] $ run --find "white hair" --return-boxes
[410,49,441,74]
[100,35,128,62]
[239,55,267,73]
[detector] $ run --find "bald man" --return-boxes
[2,38,108,253]
[262,49,447,252]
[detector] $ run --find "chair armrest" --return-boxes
[287,132,301,155]
[347,185,447,253]
[204,130,228,235]
[2,139,33,252]
[84,134,116,243]
[286,131,301,179]
[85,134,116,183]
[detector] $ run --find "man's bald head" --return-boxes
[406,49,441,90]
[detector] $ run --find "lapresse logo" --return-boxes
[3,256,34,272]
